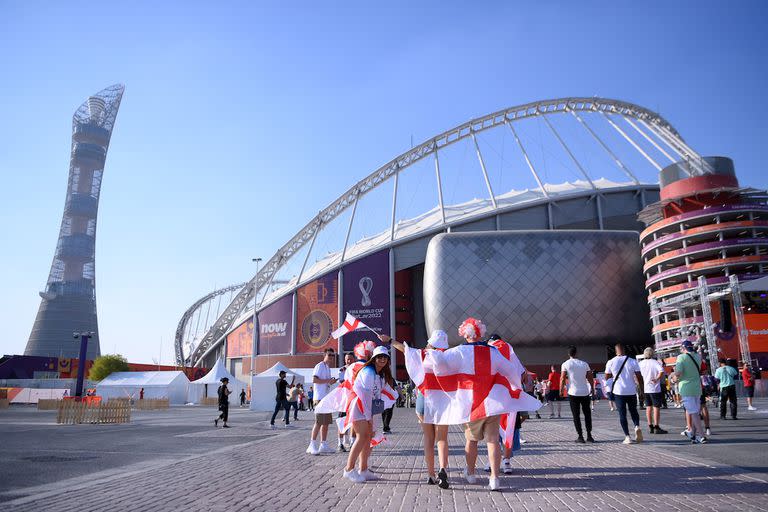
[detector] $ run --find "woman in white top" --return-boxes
[382,330,451,489]
[342,346,397,483]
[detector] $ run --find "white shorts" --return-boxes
[682,396,701,414]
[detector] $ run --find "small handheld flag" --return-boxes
[331,313,378,339]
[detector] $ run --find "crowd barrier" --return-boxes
[37,399,61,410]
[56,398,131,424]
[134,398,169,410]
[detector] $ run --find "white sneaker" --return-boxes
[463,468,477,484]
[501,458,512,475]
[360,469,379,481]
[705,428,711,436]
[622,436,634,445]
[680,429,690,437]
[488,477,501,491]
[306,441,320,455]
[634,427,643,443]
[748,406,757,411]
[343,469,365,483]
[319,442,335,454]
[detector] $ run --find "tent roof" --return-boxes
[97,371,189,387]
[257,362,305,378]
[191,359,246,386]
[741,275,768,292]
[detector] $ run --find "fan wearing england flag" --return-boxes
[341,346,398,483]
[403,317,540,491]
[380,330,452,490]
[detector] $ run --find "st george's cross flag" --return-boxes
[488,338,520,450]
[404,341,541,426]
[331,313,370,340]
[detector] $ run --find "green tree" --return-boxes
[89,354,129,381]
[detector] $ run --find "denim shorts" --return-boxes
[415,389,425,416]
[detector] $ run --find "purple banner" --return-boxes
[257,294,293,355]
[341,250,390,352]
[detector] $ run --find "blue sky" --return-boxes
[1,2,766,364]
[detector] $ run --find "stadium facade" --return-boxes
[24,85,125,360]
[176,97,765,381]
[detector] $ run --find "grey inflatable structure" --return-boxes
[423,231,651,364]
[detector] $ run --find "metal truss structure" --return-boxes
[25,84,125,359]
[179,96,698,366]
[174,282,247,365]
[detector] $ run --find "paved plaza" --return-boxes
[1,400,767,512]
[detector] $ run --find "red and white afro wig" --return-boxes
[353,340,377,360]
[458,317,486,340]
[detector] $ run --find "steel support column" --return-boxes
[698,276,719,375]
[601,112,662,171]
[471,133,498,209]
[729,275,752,366]
[434,150,447,225]
[542,115,596,189]
[507,123,549,198]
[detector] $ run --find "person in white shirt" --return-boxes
[560,346,594,443]
[306,348,338,455]
[604,343,645,445]
[638,347,668,434]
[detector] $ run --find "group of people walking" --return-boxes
[212,317,758,490]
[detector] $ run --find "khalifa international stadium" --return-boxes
[175,97,768,380]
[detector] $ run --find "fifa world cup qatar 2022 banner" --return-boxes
[296,273,338,354]
[226,318,254,358]
[342,250,390,352]
[257,294,293,355]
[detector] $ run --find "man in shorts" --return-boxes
[742,364,757,411]
[546,365,562,418]
[639,347,668,434]
[306,348,338,455]
[673,340,706,444]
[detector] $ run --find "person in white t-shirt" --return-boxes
[560,346,594,443]
[307,348,338,455]
[604,343,645,445]
[638,347,668,434]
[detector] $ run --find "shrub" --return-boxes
[89,354,129,381]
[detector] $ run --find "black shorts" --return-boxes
[546,390,562,402]
[745,386,755,398]
[644,392,663,408]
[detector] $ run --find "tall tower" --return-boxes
[25,84,125,359]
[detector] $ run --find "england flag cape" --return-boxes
[488,339,523,450]
[315,361,397,435]
[404,341,541,426]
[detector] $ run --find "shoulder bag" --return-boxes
[610,356,630,395]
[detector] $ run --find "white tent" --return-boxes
[250,363,306,412]
[189,359,248,406]
[95,371,190,405]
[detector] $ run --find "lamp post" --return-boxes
[251,258,262,378]
[73,331,95,398]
